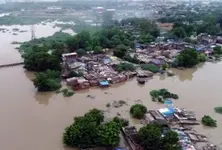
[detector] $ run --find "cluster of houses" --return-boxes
[132,34,222,67]
[121,100,219,150]
[62,52,137,90]
[61,33,222,90]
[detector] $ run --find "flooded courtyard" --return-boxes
[0,24,222,150]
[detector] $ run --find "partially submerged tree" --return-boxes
[214,107,222,114]
[33,70,61,92]
[177,48,199,68]
[130,104,147,119]
[201,115,217,127]
[63,109,121,148]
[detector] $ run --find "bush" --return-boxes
[201,115,217,127]
[214,107,222,114]
[161,63,168,70]
[198,53,206,62]
[59,88,75,97]
[130,104,147,119]
[76,49,87,56]
[150,90,160,99]
[141,64,159,73]
[115,63,135,72]
[123,54,140,64]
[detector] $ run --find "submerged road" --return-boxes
[0,62,24,68]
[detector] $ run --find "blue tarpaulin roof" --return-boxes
[159,107,175,117]
[99,80,109,86]
[164,99,173,105]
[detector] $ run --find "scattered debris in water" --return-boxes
[106,103,111,107]
[86,94,95,99]
[117,112,121,116]
[112,100,128,108]
[134,99,143,104]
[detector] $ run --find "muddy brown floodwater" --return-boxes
[0,25,222,150]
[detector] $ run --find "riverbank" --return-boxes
[0,61,222,150]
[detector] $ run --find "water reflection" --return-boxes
[34,92,54,105]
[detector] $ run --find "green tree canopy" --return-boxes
[201,115,217,127]
[137,124,162,150]
[113,44,128,58]
[130,104,147,119]
[172,27,187,39]
[33,70,61,92]
[98,121,120,147]
[177,48,199,68]
[63,109,122,148]
[23,46,61,72]
[137,124,181,150]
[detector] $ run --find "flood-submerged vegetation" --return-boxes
[214,107,222,114]
[130,104,147,119]
[33,70,61,92]
[201,115,217,127]
[150,89,179,103]
[63,109,124,148]
[57,88,75,97]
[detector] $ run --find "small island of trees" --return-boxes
[201,115,217,127]
[150,89,179,103]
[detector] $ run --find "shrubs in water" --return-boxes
[214,107,222,114]
[33,70,61,92]
[201,115,217,127]
[141,64,159,73]
[115,63,135,72]
[57,88,75,97]
[150,88,179,103]
[161,63,168,71]
[130,104,147,119]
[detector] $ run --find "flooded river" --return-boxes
[0,25,222,150]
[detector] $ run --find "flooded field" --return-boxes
[0,24,222,150]
[0,23,61,64]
